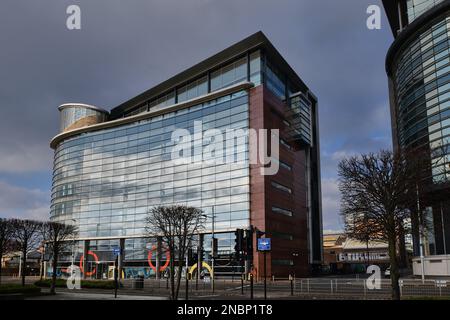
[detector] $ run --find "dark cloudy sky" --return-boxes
[0,0,393,232]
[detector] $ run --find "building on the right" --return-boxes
[383,1,450,274]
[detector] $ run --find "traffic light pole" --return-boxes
[211,206,215,293]
[114,256,118,299]
[185,253,189,300]
[263,250,267,300]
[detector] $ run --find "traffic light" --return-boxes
[244,228,253,256]
[234,229,244,252]
[212,238,218,257]
[187,248,197,265]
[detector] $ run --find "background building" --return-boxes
[323,232,391,274]
[383,1,450,274]
[49,32,322,280]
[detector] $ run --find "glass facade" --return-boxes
[265,60,286,100]
[59,104,108,132]
[407,0,444,23]
[210,57,247,92]
[51,91,251,240]
[120,49,298,119]
[392,14,450,182]
[123,51,262,118]
[287,93,313,146]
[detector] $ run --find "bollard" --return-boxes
[363,279,367,299]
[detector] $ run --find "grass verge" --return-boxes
[0,284,41,295]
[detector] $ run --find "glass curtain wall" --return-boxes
[393,14,450,182]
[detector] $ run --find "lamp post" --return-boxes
[71,219,77,270]
[292,252,299,279]
[211,206,215,293]
[201,205,216,293]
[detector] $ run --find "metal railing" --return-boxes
[29,275,448,299]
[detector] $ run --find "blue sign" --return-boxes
[257,238,271,251]
[113,248,121,256]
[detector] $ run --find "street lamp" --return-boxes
[201,205,216,293]
[291,252,299,280]
[71,219,77,270]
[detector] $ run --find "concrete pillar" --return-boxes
[119,238,125,279]
[156,237,162,279]
[197,234,204,282]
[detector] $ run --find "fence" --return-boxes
[272,278,450,299]
[115,277,450,299]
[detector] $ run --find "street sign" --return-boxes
[257,238,271,251]
[113,248,120,256]
[436,280,447,288]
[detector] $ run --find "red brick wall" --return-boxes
[249,86,310,279]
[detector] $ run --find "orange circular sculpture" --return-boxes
[79,250,99,276]
[147,245,170,272]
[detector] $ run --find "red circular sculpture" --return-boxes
[147,245,170,272]
[79,250,99,276]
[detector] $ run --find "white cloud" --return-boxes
[331,150,359,162]
[0,141,53,173]
[0,181,50,221]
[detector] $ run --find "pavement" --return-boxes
[27,289,168,300]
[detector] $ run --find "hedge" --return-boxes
[0,284,41,295]
[35,279,116,289]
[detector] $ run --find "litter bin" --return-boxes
[132,276,144,289]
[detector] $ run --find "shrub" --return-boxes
[34,279,115,289]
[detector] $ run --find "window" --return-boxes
[271,181,292,194]
[265,60,286,100]
[272,231,294,241]
[148,91,176,111]
[272,259,294,266]
[272,206,293,217]
[280,138,292,151]
[280,161,292,171]
[211,57,248,92]
[177,76,208,103]
[249,51,262,85]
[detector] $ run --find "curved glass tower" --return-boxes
[384,1,450,257]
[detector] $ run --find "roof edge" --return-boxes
[385,1,450,76]
[51,81,254,149]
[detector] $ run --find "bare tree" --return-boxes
[42,222,78,294]
[338,150,411,300]
[0,218,14,284]
[11,219,43,286]
[145,205,205,300]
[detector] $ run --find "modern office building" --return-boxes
[49,31,322,280]
[383,1,450,270]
